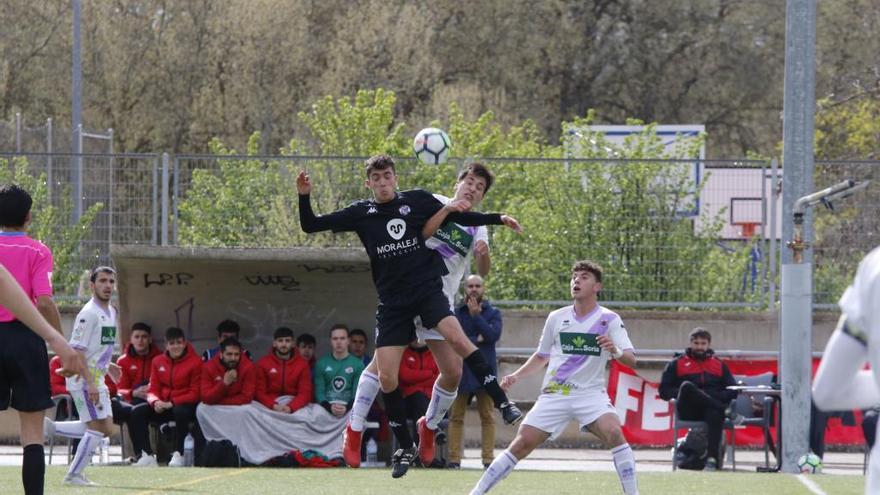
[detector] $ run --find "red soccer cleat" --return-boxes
[343,424,363,468]
[417,416,435,466]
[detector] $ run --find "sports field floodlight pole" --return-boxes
[781,179,868,473]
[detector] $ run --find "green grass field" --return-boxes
[0,466,864,495]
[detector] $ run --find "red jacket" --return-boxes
[147,342,201,406]
[399,346,438,399]
[49,355,117,397]
[116,343,162,402]
[201,354,257,405]
[255,348,313,413]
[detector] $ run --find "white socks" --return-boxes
[67,429,103,477]
[426,381,457,430]
[53,420,87,439]
[349,370,380,432]
[612,443,638,495]
[470,449,518,495]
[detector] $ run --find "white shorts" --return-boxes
[413,291,455,342]
[70,388,113,422]
[522,390,618,441]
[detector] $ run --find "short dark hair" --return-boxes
[330,323,349,336]
[296,333,316,346]
[365,155,396,177]
[689,327,712,343]
[165,326,185,341]
[89,266,116,283]
[216,319,240,336]
[457,162,495,195]
[131,322,152,335]
[0,184,32,227]
[349,328,368,340]
[219,336,242,352]
[273,326,294,340]
[571,260,603,283]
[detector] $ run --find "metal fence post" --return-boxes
[152,156,158,245]
[172,156,180,244]
[769,158,778,309]
[15,112,21,153]
[74,123,84,222]
[161,153,170,246]
[46,118,53,203]
[108,129,114,248]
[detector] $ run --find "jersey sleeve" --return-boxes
[299,195,360,233]
[474,225,489,247]
[30,246,54,297]
[608,316,634,352]
[69,310,97,351]
[839,250,880,341]
[536,312,556,357]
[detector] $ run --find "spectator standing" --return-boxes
[448,274,502,469]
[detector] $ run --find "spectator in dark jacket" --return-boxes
[659,327,738,470]
[447,275,502,469]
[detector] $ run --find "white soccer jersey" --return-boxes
[426,193,489,306]
[839,246,880,361]
[536,304,633,394]
[66,298,117,392]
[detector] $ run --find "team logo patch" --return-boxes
[345,366,354,374]
[367,206,378,214]
[399,205,411,216]
[386,219,406,240]
[332,376,346,391]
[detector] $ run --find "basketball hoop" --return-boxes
[734,222,760,239]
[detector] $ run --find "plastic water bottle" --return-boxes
[366,438,378,464]
[100,437,110,464]
[183,433,195,467]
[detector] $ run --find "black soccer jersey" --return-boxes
[299,189,502,301]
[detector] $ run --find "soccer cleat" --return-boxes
[390,447,417,479]
[43,417,56,440]
[133,451,158,467]
[63,473,98,486]
[500,401,523,425]
[416,416,435,466]
[168,451,185,467]
[343,424,363,468]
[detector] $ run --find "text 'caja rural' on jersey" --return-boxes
[426,194,488,307]
[536,304,633,395]
[299,189,502,303]
[66,298,117,392]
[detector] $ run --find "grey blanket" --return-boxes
[196,402,347,464]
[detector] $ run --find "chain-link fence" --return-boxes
[1,147,875,308]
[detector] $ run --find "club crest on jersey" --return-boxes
[399,205,410,216]
[386,219,406,240]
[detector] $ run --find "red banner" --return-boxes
[607,359,865,447]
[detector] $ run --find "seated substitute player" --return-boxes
[469,261,638,495]
[314,325,364,417]
[202,319,253,362]
[296,333,318,371]
[813,245,880,493]
[256,326,313,413]
[201,337,257,406]
[336,160,518,473]
[115,322,163,465]
[52,267,120,487]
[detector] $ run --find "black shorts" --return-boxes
[374,278,453,348]
[0,320,53,412]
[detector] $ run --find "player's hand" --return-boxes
[596,335,618,355]
[500,215,522,233]
[444,199,471,213]
[223,369,238,385]
[133,385,148,400]
[500,374,518,391]
[474,240,489,257]
[108,362,122,383]
[296,170,312,195]
[330,403,346,417]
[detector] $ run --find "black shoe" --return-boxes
[500,401,523,425]
[391,447,417,479]
[447,462,461,469]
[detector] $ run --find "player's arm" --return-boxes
[500,352,549,390]
[447,211,522,233]
[813,316,880,411]
[598,320,637,368]
[0,265,87,378]
[296,170,356,233]
[36,295,63,335]
[421,199,471,239]
[474,244,490,277]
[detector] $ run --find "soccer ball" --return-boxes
[797,453,822,474]
[413,127,451,165]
